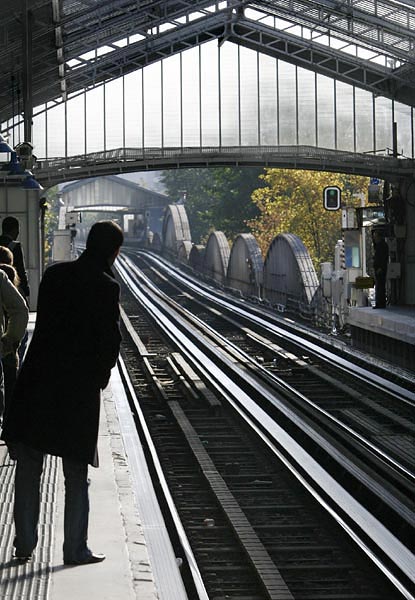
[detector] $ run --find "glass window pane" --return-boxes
[375,96,392,155]
[162,54,181,147]
[394,101,413,159]
[124,71,143,149]
[278,61,296,144]
[298,67,316,146]
[143,62,162,147]
[182,47,200,147]
[240,46,258,146]
[201,41,219,147]
[7,116,23,149]
[32,110,46,159]
[259,54,277,146]
[105,77,124,151]
[355,87,373,153]
[220,42,239,146]
[47,102,65,157]
[67,93,85,156]
[86,86,104,153]
[317,74,335,149]
[336,81,354,151]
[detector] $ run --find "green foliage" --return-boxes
[247,169,369,271]
[160,167,263,243]
[43,186,60,264]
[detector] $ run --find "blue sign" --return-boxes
[370,177,380,184]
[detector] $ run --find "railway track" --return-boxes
[124,251,414,480]
[115,252,415,600]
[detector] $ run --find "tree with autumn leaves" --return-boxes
[247,169,369,273]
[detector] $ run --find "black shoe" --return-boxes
[64,552,106,566]
[13,551,32,562]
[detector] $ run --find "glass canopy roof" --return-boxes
[0,0,413,127]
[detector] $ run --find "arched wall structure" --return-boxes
[151,232,162,253]
[162,204,191,256]
[263,233,319,310]
[177,240,192,263]
[158,206,318,308]
[227,234,263,298]
[203,232,230,286]
[189,245,205,273]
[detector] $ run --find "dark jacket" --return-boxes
[373,239,389,275]
[1,249,122,465]
[0,234,30,299]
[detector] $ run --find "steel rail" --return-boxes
[134,250,415,404]
[123,252,415,487]
[115,356,209,600]
[116,254,415,600]
[119,254,415,524]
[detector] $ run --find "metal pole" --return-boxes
[22,0,33,144]
[392,121,398,157]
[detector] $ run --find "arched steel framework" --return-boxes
[162,204,191,255]
[203,231,230,285]
[263,232,319,309]
[227,233,263,297]
[177,240,193,263]
[189,244,205,272]
[1,1,414,185]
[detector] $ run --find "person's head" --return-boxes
[1,216,19,240]
[0,263,19,286]
[86,220,124,265]
[0,245,13,265]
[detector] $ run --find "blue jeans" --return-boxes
[13,443,91,562]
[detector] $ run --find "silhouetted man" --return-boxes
[1,220,124,565]
[372,228,389,309]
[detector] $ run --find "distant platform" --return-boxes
[348,305,415,370]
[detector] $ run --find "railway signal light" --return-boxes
[323,186,341,211]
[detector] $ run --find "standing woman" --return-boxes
[0,263,24,419]
[0,268,29,426]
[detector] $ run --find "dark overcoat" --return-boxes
[1,249,122,466]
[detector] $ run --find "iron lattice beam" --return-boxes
[228,17,415,105]
[248,0,415,66]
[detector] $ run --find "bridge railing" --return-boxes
[35,145,413,183]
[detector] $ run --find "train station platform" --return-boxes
[348,305,415,370]
[0,315,184,600]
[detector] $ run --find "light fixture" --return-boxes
[0,134,13,154]
[22,173,44,190]
[8,151,24,175]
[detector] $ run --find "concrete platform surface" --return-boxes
[0,372,159,600]
[348,305,415,344]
